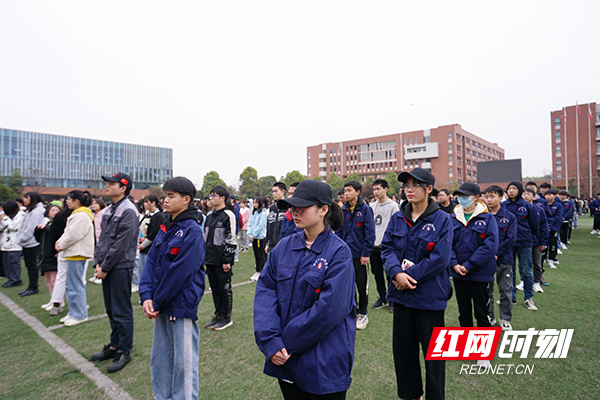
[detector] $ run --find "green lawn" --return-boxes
[0,217,599,399]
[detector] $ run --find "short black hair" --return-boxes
[210,185,230,201]
[558,190,569,196]
[162,176,196,200]
[483,185,504,197]
[337,188,345,196]
[540,182,552,189]
[344,180,362,192]
[524,188,536,196]
[525,181,538,188]
[372,179,388,189]
[273,182,286,192]
[289,181,300,188]
[439,188,451,196]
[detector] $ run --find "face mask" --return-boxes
[457,196,474,209]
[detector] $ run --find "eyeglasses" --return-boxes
[401,183,425,190]
[291,206,306,215]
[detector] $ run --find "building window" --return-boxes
[404,139,407,145]
[449,155,453,164]
[414,137,418,144]
[308,152,311,159]
[409,138,413,145]
[555,117,560,129]
[448,132,452,141]
[556,159,562,171]
[448,144,453,153]
[557,172,562,179]
[555,131,561,142]
[597,126,600,138]
[449,167,453,176]
[556,145,561,157]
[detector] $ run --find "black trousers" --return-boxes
[369,247,390,301]
[23,246,40,290]
[548,231,559,261]
[353,258,368,315]
[594,214,600,231]
[453,279,491,328]
[206,264,233,319]
[252,239,267,273]
[560,222,570,245]
[102,267,134,353]
[278,380,346,400]
[392,303,445,400]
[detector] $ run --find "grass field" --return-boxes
[0,217,599,399]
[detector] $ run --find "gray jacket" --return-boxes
[17,202,45,248]
[94,198,139,271]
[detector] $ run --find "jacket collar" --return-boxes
[454,201,489,226]
[344,196,365,211]
[400,197,440,226]
[290,227,332,254]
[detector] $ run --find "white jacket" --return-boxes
[57,207,95,260]
[0,211,24,251]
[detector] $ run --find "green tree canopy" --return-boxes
[239,166,259,198]
[384,171,401,196]
[5,168,23,196]
[199,171,227,197]
[326,172,343,194]
[0,184,18,201]
[257,175,277,198]
[311,175,322,181]
[281,170,306,187]
[344,172,361,184]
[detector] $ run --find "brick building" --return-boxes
[550,102,600,197]
[306,124,504,189]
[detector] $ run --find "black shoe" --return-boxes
[212,317,233,331]
[372,298,389,309]
[107,353,131,373]
[18,288,29,295]
[1,282,12,288]
[20,288,39,297]
[90,344,117,362]
[3,281,22,288]
[388,303,394,313]
[205,315,221,329]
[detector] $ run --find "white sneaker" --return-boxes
[533,282,544,293]
[567,240,571,245]
[250,272,260,282]
[560,243,568,250]
[516,281,524,291]
[524,299,538,311]
[93,278,102,284]
[477,360,492,369]
[356,314,369,330]
[44,302,55,311]
[59,315,71,324]
[131,284,139,293]
[548,260,557,269]
[557,249,563,255]
[500,319,513,331]
[63,317,88,327]
[41,302,53,310]
[591,230,599,235]
[89,276,97,282]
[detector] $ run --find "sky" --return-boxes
[1,1,599,188]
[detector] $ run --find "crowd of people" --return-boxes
[0,169,596,400]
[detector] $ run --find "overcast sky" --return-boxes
[1,1,598,187]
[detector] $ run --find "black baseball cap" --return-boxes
[277,180,332,209]
[453,182,481,196]
[102,172,133,189]
[397,168,435,186]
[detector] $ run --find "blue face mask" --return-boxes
[457,196,474,209]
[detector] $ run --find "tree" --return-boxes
[0,184,17,201]
[311,175,322,181]
[384,171,401,196]
[326,172,343,194]
[200,171,227,197]
[148,185,163,198]
[344,172,361,183]
[5,168,23,196]
[257,175,277,198]
[282,170,306,187]
[239,166,259,198]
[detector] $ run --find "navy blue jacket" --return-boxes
[279,209,302,240]
[561,199,574,221]
[533,195,551,219]
[339,197,375,259]
[139,207,206,321]
[546,200,563,231]
[450,202,499,283]
[381,199,453,311]
[589,198,600,216]
[491,206,517,265]
[532,202,549,247]
[504,197,539,248]
[254,228,356,395]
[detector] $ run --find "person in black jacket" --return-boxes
[36,204,61,311]
[48,200,73,316]
[204,185,237,331]
[133,195,164,293]
[265,182,287,254]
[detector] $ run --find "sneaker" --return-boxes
[107,353,131,373]
[41,301,53,310]
[48,305,64,316]
[234,258,239,262]
[524,299,538,311]
[356,314,369,330]
[131,284,139,293]
[548,260,557,269]
[388,303,394,313]
[250,272,260,282]
[533,282,544,293]
[63,317,88,326]
[59,315,72,324]
[541,280,550,286]
[89,276,97,282]
[90,344,117,362]
[496,300,500,305]
[560,243,568,250]
[212,317,233,331]
[500,319,513,331]
[488,316,496,325]
[477,360,491,369]
[93,278,103,284]
[516,281,524,291]
[372,298,389,309]
[205,315,221,329]
[512,300,517,306]
[567,240,571,245]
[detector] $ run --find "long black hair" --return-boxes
[144,194,163,212]
[67,190,92,208]
[254,196,267,214]
[2,200,19,219]
[322,201,343,231]
[24,191,42,212]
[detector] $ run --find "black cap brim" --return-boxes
[277,197,317,209]
[102,175,119,182]
[453,189,477,196]
[397,171,414,183]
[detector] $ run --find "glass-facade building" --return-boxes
[1,128,172,189]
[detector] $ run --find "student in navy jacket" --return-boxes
[523,189,550,291]
[504,181,539,311]
[278,182,303,240]
[450,182,498,330]
[139,177,206,400]
[339,180,375,330]
[483,185,517,331]
[558,190,574,247]
[254,180,355,399]
[544,189,563,267]
[589,193,600,233]
[381,168,452,400]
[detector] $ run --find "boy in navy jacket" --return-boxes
[483,185,517,331]
[382,168,452,400]
[505,181,539,311]
[450,182,498,333]
[140,177,206,400]
[544,189,563,268]
[523,188,549,293]
[558,190,574,248]
[339,180,375,330]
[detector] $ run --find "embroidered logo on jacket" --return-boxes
[312,257,329,271]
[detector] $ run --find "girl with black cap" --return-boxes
[254,179,356,400]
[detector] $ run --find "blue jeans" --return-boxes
[151,314,199,400]
[512,247,533,302]
[66,260,88,320]
[133,252,147,285]
[3,251,22,285]
[102,267,134,353]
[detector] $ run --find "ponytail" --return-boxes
[67,190,92,207]
[323,201,343,232]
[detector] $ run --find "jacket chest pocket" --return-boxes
[354,214,365,228]
[302,272,325,308]
[516,208,529,220]
[471,224,487,245]
[277,267,295,303]
[418,230,439,258]
[391,224,407,249]
[165,237,183,260]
